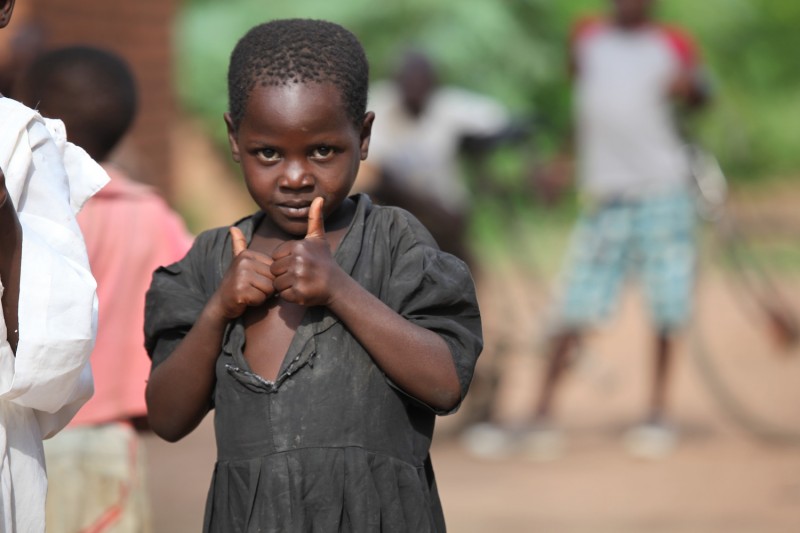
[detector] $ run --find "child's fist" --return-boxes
[271,197,340,306]
[211,227,276,320]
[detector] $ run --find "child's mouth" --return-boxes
[278,203,311,218]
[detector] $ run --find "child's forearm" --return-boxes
[0,176,22,353]
[146,297,229,442]
[327,273,462,412]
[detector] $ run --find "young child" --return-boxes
[144,19,482,532]
[1,1,107,531]
[15,45,192,532]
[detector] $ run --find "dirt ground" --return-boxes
[140,123,800,532]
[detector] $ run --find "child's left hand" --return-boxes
[270,197,343,307]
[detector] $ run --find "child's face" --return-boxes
[226,82,373,237]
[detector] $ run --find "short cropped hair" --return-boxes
[227,19,369,129]
[16,46,137,161]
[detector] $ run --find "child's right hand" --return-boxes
[210,227,276,320]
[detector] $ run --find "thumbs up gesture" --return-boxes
[210,225,276,320]
[304,196,326,241]
[271,197,340,306]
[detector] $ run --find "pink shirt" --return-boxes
[69,165,192,427]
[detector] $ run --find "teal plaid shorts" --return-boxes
[558,190,696,331]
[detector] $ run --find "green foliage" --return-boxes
[178,0,800,182]
[658,0,800,178]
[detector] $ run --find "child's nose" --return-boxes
[280,160,314,189]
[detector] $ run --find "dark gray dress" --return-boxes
[144,194,482,533]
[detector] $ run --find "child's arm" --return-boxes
[0,168,22,353]
[271,198,462,411]
[145,229,276,441]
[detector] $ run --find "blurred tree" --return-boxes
[177,0,800,182]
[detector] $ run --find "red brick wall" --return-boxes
[31,0,180,199]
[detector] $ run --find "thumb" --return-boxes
[305,197,325,239]
[229,226,247,256]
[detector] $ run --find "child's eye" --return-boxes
[311,146,335,160]
[256,148,280,163]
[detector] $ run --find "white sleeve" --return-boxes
[438,87,510,136]
[0,100,106,438]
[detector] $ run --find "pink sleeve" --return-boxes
[569,16,604,75]
[570,16,603,46]
[661,25,699,69]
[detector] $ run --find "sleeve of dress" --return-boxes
[382,210,483,414]
[0,104,108,439]
[144,231,216,369]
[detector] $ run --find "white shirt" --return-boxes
[368,82,509,213]
[0,97,108,532]
[573,20,697,200]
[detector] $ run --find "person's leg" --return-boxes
[532,329,580,423]
[44,423,151,532]
[626,318,682,460]
[649,328,673,424]
[533,202,631,425]
[624,331,680,458]
[625,190,696,458]
[639,190,696,424]
[523,329,581,460]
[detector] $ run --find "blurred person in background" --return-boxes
[1,0,107,530]
[0,0,44,95]
[366,50,531,437]
[364,49,526,268]
[15,46,192,532]
[528,0,710,459]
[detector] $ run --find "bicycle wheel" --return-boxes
[692,210,800,443]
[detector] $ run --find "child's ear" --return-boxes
[358,112,375,161]
[224,112,241,163]
[0,0,15,29]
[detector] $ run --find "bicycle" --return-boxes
[688,146,800,444]
[454,144,800,455]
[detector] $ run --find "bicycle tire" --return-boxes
[691,213,800,444]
